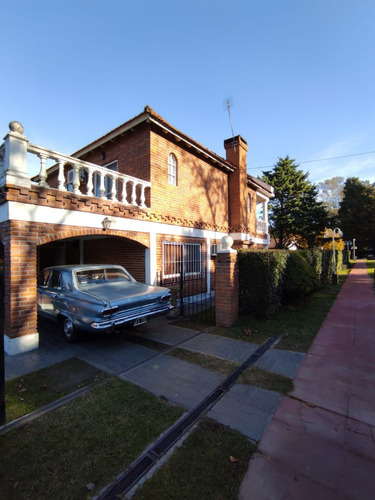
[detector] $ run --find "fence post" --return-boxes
[215,236,238,327]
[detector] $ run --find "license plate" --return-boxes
[134,317,147,326]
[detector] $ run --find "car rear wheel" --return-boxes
[61,317,80,343]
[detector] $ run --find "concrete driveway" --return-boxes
[5,315,304,442]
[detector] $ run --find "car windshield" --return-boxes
[75,268,132,288]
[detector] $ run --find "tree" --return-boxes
[317,177,344,221]
[262,156,328,249]
[338,177,375,253]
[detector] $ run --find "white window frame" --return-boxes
[256,201,264,220]
[168,153,177,186]
[162,241,202,278]
[211,243,221,256]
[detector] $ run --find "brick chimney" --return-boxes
[224,135,248,231]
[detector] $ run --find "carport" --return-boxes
[38,235,148,283]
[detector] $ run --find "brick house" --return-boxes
[0,106,273,355]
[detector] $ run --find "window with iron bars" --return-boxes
[162,242,202,278]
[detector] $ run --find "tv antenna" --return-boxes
[226,98,236,152]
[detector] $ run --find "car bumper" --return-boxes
[90,303,173,331]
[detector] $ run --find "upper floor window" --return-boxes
[168,154,177,186]
[247,193,251,213]
[256,201,264,220]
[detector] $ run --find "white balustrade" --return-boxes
[25,143,151,208]
[256,219,268,233]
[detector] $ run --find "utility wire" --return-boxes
[249,149,375,170]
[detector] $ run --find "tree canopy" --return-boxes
[317,176,344,221]
[262,156,328,249]
[338,177,375,252]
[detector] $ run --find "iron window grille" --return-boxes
[162,242,202,278]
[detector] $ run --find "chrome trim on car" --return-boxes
[91,303,172,330]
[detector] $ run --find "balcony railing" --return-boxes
[256,218,268,234]
[0,123,151,209]
[28,143,151,208]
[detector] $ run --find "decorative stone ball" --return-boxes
[221,235,234,250]
[9,121,24,134]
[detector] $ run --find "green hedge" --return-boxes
[282,251,321,302]
[302,248,323,278]
[238,250,289,318]
[237,249,341,318]
[321,250,343,283]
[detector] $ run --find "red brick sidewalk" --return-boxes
[240,260,375,500]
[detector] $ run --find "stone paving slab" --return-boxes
[120,353,283,441]
[208,384,282,441]
[78,342,157,375]
[5,330,158,381]
[119,354,224,409]
[254,349,305,378]
[5,347,77,381]
[178,333,258,363]
[141,326,305,379]
[135,319,198,346]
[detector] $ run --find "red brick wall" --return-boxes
[247,188,257,232]
[77,124,151,181]
[150,129,229,228]
[78,123,230,229]
[83,237,146,282]
[215,251,239,327]
[225,137,249,232]
[0,221,38,339]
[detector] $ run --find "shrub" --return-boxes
[282,251,321,302]
[302,248,323,278]
[238,250,289,318]
[321,249,343,283]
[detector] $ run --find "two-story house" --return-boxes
[0,106,273,355]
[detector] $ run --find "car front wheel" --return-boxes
[61,316,80,343]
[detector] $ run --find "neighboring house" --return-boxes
[0,106,273,355]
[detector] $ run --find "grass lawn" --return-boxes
[133,418,255,500]
[211,275,349,353]
[4,357,108,422]
[0,378,184,499]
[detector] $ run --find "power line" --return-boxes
[250,149,375,171]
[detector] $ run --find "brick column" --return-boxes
[3,221,39,355]
[215,246,239,327]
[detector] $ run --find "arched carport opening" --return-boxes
[38,235,148,283]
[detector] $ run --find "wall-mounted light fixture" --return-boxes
[102,217,112,231]
[100,151,106,161]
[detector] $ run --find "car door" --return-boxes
[39,269,63,318]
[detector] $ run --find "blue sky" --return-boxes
[2,0,375,184]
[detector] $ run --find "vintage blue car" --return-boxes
[37,264,172,342]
